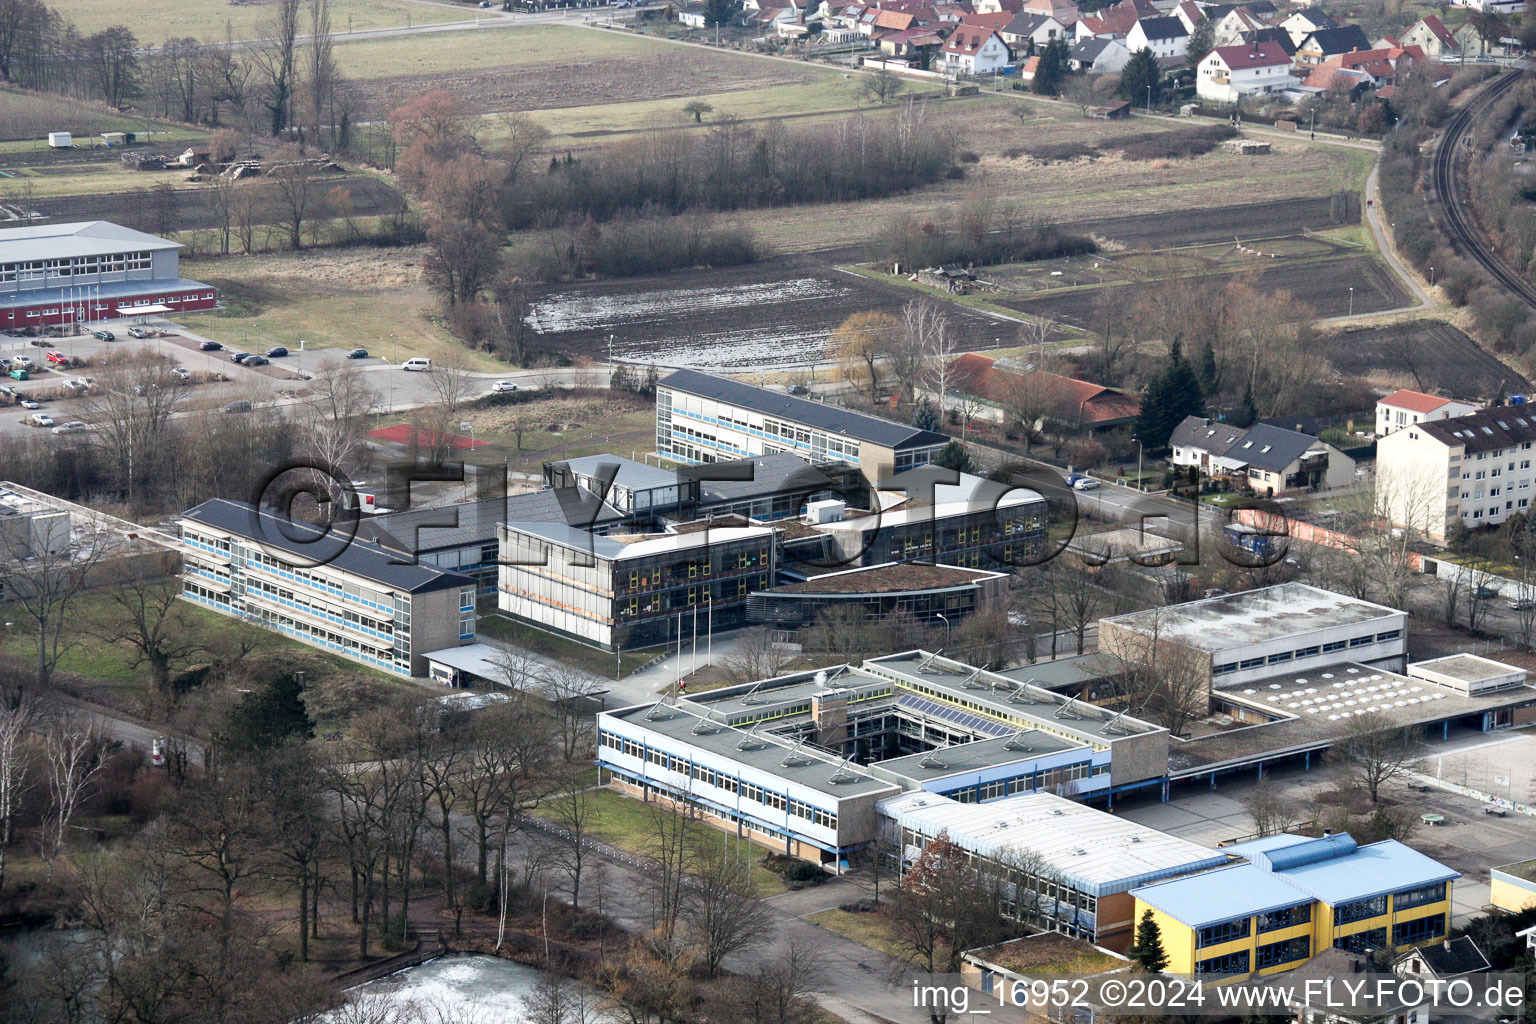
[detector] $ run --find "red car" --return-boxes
[45,351,68,365]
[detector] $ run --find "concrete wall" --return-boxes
[1107,728,1170,789]
[407,584,473,677]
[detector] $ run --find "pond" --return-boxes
[329,953,591,1019]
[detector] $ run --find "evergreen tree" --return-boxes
[610,364,635,393]
[1198,340,1219,395]
[913,398,942,433]
[1032,37,1070,96]
[641,364,659,397]
[1128,909,1169,973]
[1234,381,1258,428]
[1185,18,1214,68]
[224,671,314,753]
[1134,341,1205,450]
[1119,47,1161,106]
[933,440,976,474]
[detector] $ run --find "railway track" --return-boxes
[1432,70,1536,308]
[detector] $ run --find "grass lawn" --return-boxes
[532,787,790,895]
[335,23,677,78]
[50,0,464,42]
[459,389,660,477]
[805,907,917,961]
[475,611,660,680]
[530,78,858,140]
[0,165,199,199]
[178,248,504,371]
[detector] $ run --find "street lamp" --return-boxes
[1134,437,1144,490]
[1429,265,1436,287]
[1348,286,1354,317]
[1146,83,1152,115]
[935,613,951,645]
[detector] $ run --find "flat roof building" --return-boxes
[1407,653,1528,696]
[180,499,477,677]
[0,221,216,328]
[658,369,950,484]
[747,561,1008,629]
[1133,832,1458,979]
[1099,583,1407,691]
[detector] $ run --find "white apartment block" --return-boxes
[1376,408,1536,543]
[1375,389,1480,437]
[180,499,477,676]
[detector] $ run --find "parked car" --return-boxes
[8,369,27,380]
[1510,598,1536,611]
[223,400,253,414]
[62,377,92,392]
[45,350,68,365]
[346,348,368,359]
[1073,477,1100,491]
[51,420,87,434]
[245,355,269,366]
[265,346,288,358]
[28,339,51,348]
[26,413,53,428]
[92,330,115,341]
[492,380,519,393]
[230,352,251,363]
[12,355,33,367]
[171,367,191,381]
[1476,585,1502,600]
[126,326,150,339]
[0,385,15,397]
[18,398,39,410]
[402,357,431,372]
[787,383,809,395]
[199,340,223,351]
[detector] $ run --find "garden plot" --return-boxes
[1321,320,1528,397]
[523,259,1019,370]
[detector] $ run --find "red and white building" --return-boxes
[1195,41,1296,103]
[0,221,215,330]
[1375,388,1481,437]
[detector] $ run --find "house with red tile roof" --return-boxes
[1196,40,1296,102]
[1396,14,1459,58]
[972,0,1024,12]
[940,23,1011,71]
[929,354,1142,434]
[960,10,1016,33]
[1300,44,1425,89]
[1375,389,1480,436]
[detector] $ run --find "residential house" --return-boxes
[1210,3,1280,47]
[928,353,1141,433]
[1168,416,1355,494]
[1393,936,1490,981]
[1301,45,1426,90]
[1196,41,1296,102]
[879,24,948,59]
[1172,0,1204,33]
[858,7,919,35]
[1242,25,1297,55]
[1375,406,1536,542]
[959,9,1015,34]
[1375,389,1481,437]
[1126,14,1188,58]
[931,1,974,19]
[972,0,1023,12]
[1395,14,1458,59]
[1279,6,1336,47]
[1021,0,1078,25]
[1452,19,1522,57]
[1454,0,1525,14]
[1280,949,1429,1021]
[1000,10,1067,50]
[1294,24,1373,66]
[677,1,709,26]
[1072,33,1133,70]
[941,24,1011,72]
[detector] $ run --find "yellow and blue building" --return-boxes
[1131,832,1458,980]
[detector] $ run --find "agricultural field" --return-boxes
[1320,319,1529,397]
[337,24,837,120]
[177,247,505,370]
[48,0,464,42]
[0,87,197,145]
[522,254,1026,370]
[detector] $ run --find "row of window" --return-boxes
[1212,630,1401,675]
[1255,935,1311,970]
[1334,914,1445,952]
[1256,902,1311,933]
[1197,917,1250,949]
[1196,950,1250,976]
[949,762,1108,803]
[1333,894,1387,925]
[0,251,153,281]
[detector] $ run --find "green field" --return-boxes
[333,22,677,77]
[49,0,466,42]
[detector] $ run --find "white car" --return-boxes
[1072,477,1100,491]
[491,380,519,393]
[171,367,191,381]
[51,420,87,434]
[18,398,39,409]
[28,414,53,428]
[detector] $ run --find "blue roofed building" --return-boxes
[1131,832,1458,979]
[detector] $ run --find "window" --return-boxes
[1256,936,1310,969]
[1267,651,1293,665]
[1393,914,1446,946]
[1376,629,1402,642]
[1323,640,1348,653]
[1333,894,1387,925]
[1393,883,1445,911]
[1257,903,1311,932]
[1295,645,1321,659]
[1348,635,1373,647]
[1196,917,1250,948]
[1334,928,1387,955]
[1239,657,1266,670]
[1196,950,1250,976]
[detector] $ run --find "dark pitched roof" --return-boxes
[1300,24,1371,54]
[1226,422,1328,472]
[183,499,473,595]
[1245,25,1296,53]
[692,452,844,505]
[1136,15,1187,39]
[1169,416,1247,455]
[1002,10,1052,35]
[1073,35,1115,59]
[361,488,626,555]
[1419,406,1536,454]
[660,369,949,450]
[1257,413,1320,435]
[1398,936,1489,977]
[1288,6,1337,28]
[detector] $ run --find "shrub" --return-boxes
[1109,124,1235,161]
[958,150,981,163]
[1025,140,1100,163]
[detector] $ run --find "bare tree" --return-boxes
[646,797,697,957]
[685,832,771,974]
[80,349,189,507]
[541,663,603,761]
[1342,713,1418,803]
[268,142,327,250]
[300,355,378,494]
[1243,781,1293,837]
[891,300,945,403]
[251,0,301,136]
[98,561,199,694]
[0,691,36,892]
[861,68,905,105]
[2,520,107,688]
[40,715,105,873]
[546,765,594,916]
[719,627,794,688]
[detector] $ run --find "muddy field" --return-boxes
[27,175,406,231]
[353,54,822,120]
[1068,194,1360,250]
[523,256,1028,369]
[996,252,1408,327]
[1320,320,1527,398]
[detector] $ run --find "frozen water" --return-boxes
[324,954,586,1020]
